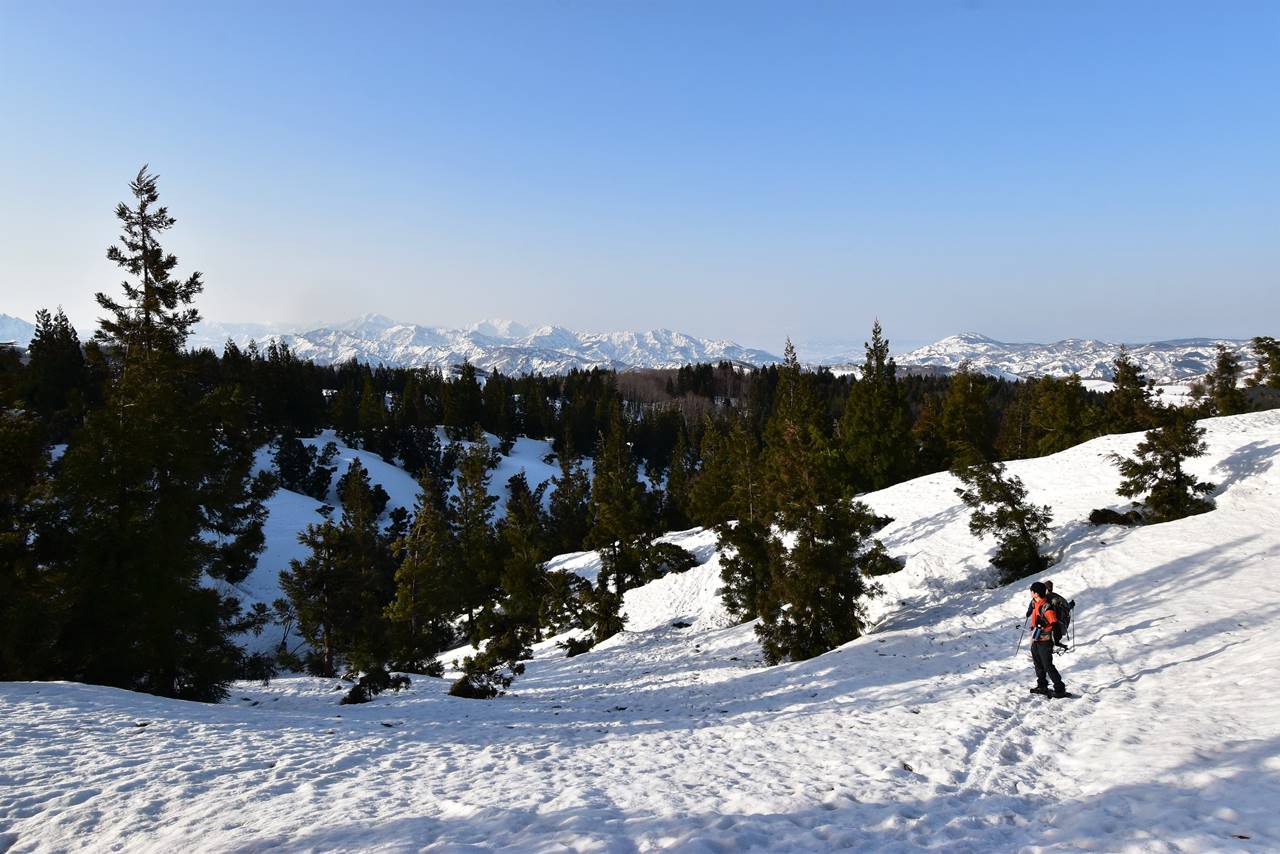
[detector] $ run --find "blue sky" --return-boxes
[1,1,1277,350]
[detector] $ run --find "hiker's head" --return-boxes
[1030,581,1047,598]
[1045,580,1054,592]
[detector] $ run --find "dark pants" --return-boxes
[1032,641,1065,692]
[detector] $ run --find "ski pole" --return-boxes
[1014,615,1028,657]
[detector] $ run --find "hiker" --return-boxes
[1044,580,1074,652]
[1027,581,1068,698]
[1025,580,1074,652]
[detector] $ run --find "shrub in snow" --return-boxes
[1088,508,1144,527]
[952,452,1054,584]
[341,669,410,705]
[1110,408,1215,524]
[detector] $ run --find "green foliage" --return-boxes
[1110,407,1215,523]
[0,411,55,680]
[341,670,410,705]
[443,361,484,434]
[940,364,996,463]
[280,460,394,678]
[1105,348,1158,433]
[453,432,500,636]
[26,168,271,702]
[952,453,1054,584]
[754,498,897,665]
[839,321,913,492]
[716,518,776,622]
[1248,336,1280,389]
[661,425,693,531]
[274,437,339,501]
[44,362,267,700]
[95,166,203,358]
[539,569,592,634]
[385,473,457,673]
[21,307,90,437]
[1191,344,1248,416]
[910,395,949,475]
[548,439,593,554]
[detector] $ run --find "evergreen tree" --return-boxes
[443,361,484,434]
[738,339,900,663]
[280,460,394,679]
[1110,407,1215,523]
[385,473,456,674]
[451,473,551,698]
[661,425,694,531]
[1105,347,1158,433]
[940,364,995,462]
[95,166,203,357]
[279,517,346,676]
[1248,336,1280,389]
[21,307,89,435]
[547,438,593,554]
[336,459,390,516]
[482,369,518,450]
[995,379,1035,460]
[910,394,949,475]
[1191,344,1248,416]
[39,167,270,702]
[761,339,831,521]
[952,450,1054,583]
[0,411,55,679]
[583,404,653,643]
[688,420,734,527]
[274,436,339,501]
[716,517,775,622]
[357,374,390,458]
[1028,374,1097,456]
[838,321,913,492]
[452,432,500,637]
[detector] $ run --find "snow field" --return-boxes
[3,411,1279,852]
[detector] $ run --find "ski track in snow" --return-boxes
[4,412,1280,852]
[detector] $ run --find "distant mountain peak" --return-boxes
[184,317,782,374]
[897,333,1255,383]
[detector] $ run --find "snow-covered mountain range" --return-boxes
[188,314,782,374]
[3,309,1260,384]
[891,332,1256,384]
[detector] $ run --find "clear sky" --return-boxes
[1,1,1277,351]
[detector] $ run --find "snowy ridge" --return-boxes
[3,411,1280,851]
[0,313,35,346]
[891,331,1256,384]
[188,314,782,373]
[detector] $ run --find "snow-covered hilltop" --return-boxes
[4,410,1279,851]
[189,314,782,373]
[891,332,1256,384]
[0,313,35,346]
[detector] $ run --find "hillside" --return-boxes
[2,410,1278,851]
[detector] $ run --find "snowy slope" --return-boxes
[4,411,1280,852]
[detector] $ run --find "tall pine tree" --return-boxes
[839,321,912,493]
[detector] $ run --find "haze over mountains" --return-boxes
[1,311,1257,384]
